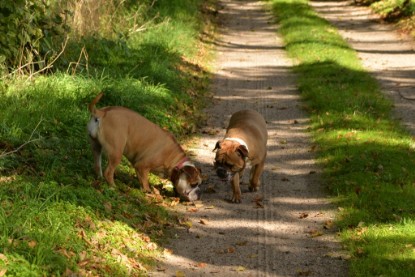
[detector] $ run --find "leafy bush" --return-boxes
[0,0,70,74]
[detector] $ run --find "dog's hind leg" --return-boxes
[90,138,103,178]
[249,160,265,192]
[103,151,122,185]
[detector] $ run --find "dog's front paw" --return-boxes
[248,185,258,192]
[231,195,241,204]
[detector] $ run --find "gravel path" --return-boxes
[150,0,349,276]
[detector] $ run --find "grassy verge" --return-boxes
[0,0,216,275]
[268,0,415,275]
[352,0,415,37]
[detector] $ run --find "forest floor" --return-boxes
[149,0,415,276]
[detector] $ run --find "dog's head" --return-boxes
[171,161,202,202]
[213,139,248,181]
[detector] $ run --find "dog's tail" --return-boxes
[88,93,105,117]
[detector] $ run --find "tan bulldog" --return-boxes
[87,93,202,201]
[213,109,268,203]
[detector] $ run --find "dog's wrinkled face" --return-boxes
[171,165,202,201]
[213,140,248,181]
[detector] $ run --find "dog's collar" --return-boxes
[224,137,249,152]
[175,157,190,169]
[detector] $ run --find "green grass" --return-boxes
[0,0,215,275]
[268,0,415,275]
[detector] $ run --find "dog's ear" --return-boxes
[170,168,180,185]
[213,140,222,152]
[183,166,201,186]
[237,145,249,158]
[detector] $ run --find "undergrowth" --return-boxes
[0,0,217,275]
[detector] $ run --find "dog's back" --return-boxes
[87,94,183,171]
[227,109,268,147]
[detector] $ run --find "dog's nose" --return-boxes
[216,167,228,179]
[188,187,201,201]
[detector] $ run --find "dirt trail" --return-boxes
[310,0,415,135]
[150,0,348,276]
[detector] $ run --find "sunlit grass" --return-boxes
[268,0,415,275]
[0,0,214,275]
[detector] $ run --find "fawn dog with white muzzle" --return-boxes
[213,109,268,203]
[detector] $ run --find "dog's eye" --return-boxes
[225,162,234,168]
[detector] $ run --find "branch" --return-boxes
[0,118,43,159]
[27,37,69,79]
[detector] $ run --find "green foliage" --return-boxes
[357,0,415,20]
[0,0,212,275]
[0,0,70,73]
[269,0,415,275]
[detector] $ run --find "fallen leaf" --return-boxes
[170,198,180,207]
[299,212,309,219]
[234,266,245,272]
[226,247,235,253]
[236,240,248,246]
[323,220,334,229]
[63,268,78,277]
[194,202,204,208]
[28,240,37,248]
[178,218,193,229]
[146,242,158,251]
[355,247,365,256]
[297,269,311,276]
[356,227,367,236]
[141,234,151,243]
[164,248,173,255]
[199,219,208,225]
[78,258,92,267]
[196,262,207,268]
[252,196,264,208]
[307,229,323,238]
[78,230,93,246]
[79,251,87,261]
[176,270,185,277]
